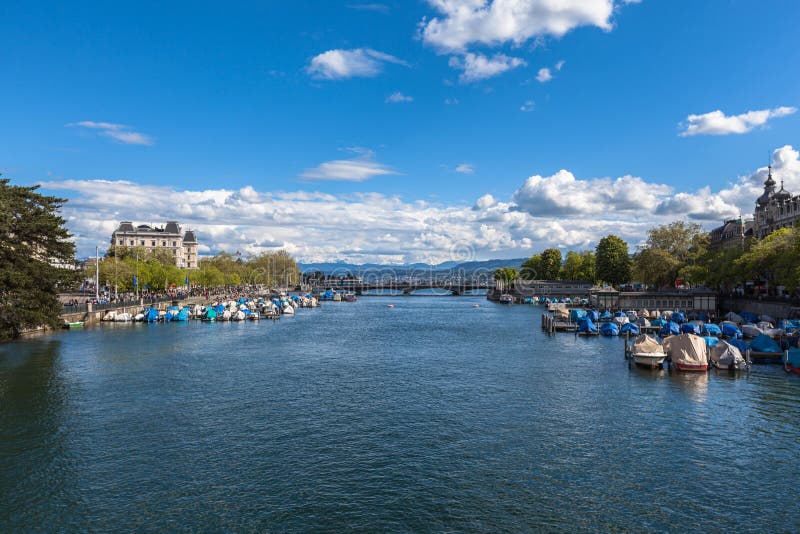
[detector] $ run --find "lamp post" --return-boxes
[95,246,100,302]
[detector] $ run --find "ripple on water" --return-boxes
[1,299,799,531]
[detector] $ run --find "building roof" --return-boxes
[117,221,135,232]
[165,221,181,234]
[774,181,792,201]
[183,230,197,243]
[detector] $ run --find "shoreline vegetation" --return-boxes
[496,221,800,301]
[2,172,799,341]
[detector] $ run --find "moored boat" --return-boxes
[663,334,708,371]
[630,334,667,368]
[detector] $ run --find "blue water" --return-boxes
[1,297,799,531]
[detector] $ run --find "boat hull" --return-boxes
[674,363,709,372]
[632,353,666,368]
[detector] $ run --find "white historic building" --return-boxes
[111,221,199,269]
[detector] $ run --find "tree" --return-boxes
[520,254,541,279]
[560,251,583,280]
[575,251,596,283]
[595,235,631,286]
[0,178,78,340]
[494,267,519,287]
[539,248,562,280]
[735,228,799,290]
[646,221,704,263]
[633,248,680,287]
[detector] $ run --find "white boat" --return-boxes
[282,304,295,315]
[630,334,667,368]
[709,340,749,370]
[499,294,513,304]
[114,312,132,322]
[232,310,246,321]
[102,310,117,321]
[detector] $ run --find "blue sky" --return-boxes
[2,1,799,262]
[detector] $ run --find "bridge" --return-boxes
[310,281,491,296]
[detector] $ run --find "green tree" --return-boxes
[595,235,631,286]
[646,221,704,263]
[539,248,562,280]
[633,248,680,287]
[494,267,519,286]
[520,254,541,279]
[0,178,78,340]
[735,228,800,290]
[560,250,582,280]
[576,251,596,282]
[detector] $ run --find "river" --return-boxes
[1,296,799,531]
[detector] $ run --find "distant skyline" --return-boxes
[2,1,799,263]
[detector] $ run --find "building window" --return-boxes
[173,241,177,246]
[162,241,166,246]
[118,239,123,245]
[130,240,134,246]
[151,240,156,246]
[140,240,145,246]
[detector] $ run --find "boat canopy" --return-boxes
[741,324,763,338]
[620,322,639,335]
[681,323,701,335]
[671,312,687,324]
[724,311,743,323]
[632,334,663,354]
[570,309,587,321]
[739,311,759,323]
[660,321,680,337]
[721,322,743,338]
[663,334,708,366]
[702,323,722,335]
[650,318,666,327]
[587,310,599,322]
[577,317,598,333]
[702,336,720,348]
[710,341,746,368]
[600,311,613,320]
[600,322,619,336]
[637,317,651,327]
[749,334,782,353]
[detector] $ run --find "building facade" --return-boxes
[711,165,799,247]
[753,165,800,238]
[111,221,199,269]
[709,218,755,249]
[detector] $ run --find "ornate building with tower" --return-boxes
[111,221,199,269]
[710,165,799,248]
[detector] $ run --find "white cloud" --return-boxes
[448,52,526,83]
[513,170,672,217]
[41,146,800,265]
[66,121,153,146]
[420,0,617,52]
[455,163,475,174]
[301,148,397,182]
[385,91,414,103]
[307,48,407,79]
[536,67,552,83]
[520,100,535,112]
[680,106,796,136]
[555,59,566,71]
[444,97,459,105]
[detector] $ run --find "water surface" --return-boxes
[1,297,798,531]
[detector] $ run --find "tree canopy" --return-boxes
[0,178,78,340]
[595,235,631,286]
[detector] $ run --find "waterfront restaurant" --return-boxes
[591,286,717,313]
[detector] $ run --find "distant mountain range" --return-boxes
[298,258,528,275]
